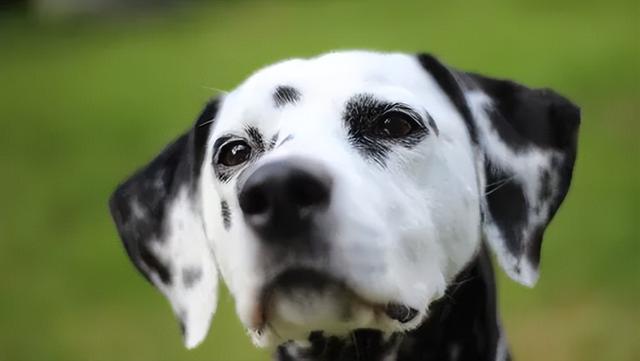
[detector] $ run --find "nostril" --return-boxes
[239,186,269,215]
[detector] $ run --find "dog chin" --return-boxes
[248,268,424,347]
[266,284,379,340]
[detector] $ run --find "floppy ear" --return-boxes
[109,99,220,348]
[418,54,580,286]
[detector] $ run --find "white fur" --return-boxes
[148,188,218,348]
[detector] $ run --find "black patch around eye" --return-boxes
[343,94,428,166]
[220,200,231,230]
[273,85,301,107]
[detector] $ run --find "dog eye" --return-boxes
[218,140,252,167]
[374,111,417,138]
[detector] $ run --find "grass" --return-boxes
[0,0,638,360]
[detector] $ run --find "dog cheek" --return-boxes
[400,227,449,307]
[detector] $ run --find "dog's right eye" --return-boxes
[373,110,422,139]
[218,140,252,167]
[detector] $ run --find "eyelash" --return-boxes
[383,106,424,124]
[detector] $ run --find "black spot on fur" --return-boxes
[467,74,580,151]
[527,226,545,268]
[343,93,428,166]
[278,134,294,148]
[182,267,202,288]
[193,99,220,175]
[484,163,528,257]
[273,85,301,107]
[177,309,187,336]
[427,113,439,136]
[139,242,171,284]
[268,133,279,150]
[416,54,478,144]
[538,169,553,206]
[246,126,265,153]
[221,200,231,230]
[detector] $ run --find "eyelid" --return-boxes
[212,136,233,159]
[382,105,426,129]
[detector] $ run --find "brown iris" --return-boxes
[218,140,251,167]
[374,111,416,138]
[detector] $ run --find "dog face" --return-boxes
[109,51,579,349]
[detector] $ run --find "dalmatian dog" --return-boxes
[109,51,579,361]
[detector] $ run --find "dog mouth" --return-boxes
[252,268,419,334]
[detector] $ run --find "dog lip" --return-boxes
[252,267,416,332]
[384,303,418,323]
[252,267,382,331]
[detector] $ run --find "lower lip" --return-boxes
[385,303,419,323]
[251,270,418,332]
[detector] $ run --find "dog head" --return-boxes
[109,51,579,349]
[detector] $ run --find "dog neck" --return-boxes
[275,245,509,361]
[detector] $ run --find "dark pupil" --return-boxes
[221,142,250,166]
[380,116,412,137]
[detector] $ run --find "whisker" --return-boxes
[448,275,477,289]
[484,176,515,196]
[485,175,515,188]
[443,275,478,305]
[201,85,229,95]
[198,119,215,128]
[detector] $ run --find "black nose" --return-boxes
[239,159,332,241]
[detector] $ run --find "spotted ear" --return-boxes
[418,54,580,286]
[109,99,220,348]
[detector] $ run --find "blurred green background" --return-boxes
[1,0,638,360]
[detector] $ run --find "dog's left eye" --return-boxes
[218,140,252,167]
[373,111,418,138]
